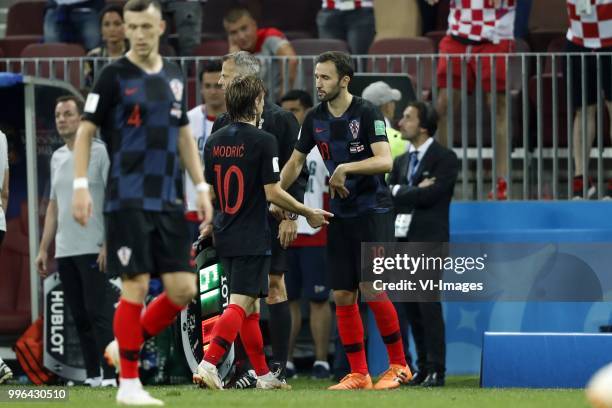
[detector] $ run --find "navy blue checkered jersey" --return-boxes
[83,57,189,213]
[295,96,393,218]
[204,122,280,257]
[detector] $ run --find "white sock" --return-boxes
[257,372,274,381]
[313,360,330,370]
[286,361,295,370]
[119,378,142,392]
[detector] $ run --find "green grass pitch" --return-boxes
[1,376,592,408]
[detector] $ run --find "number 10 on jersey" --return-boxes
[213,164,245,215]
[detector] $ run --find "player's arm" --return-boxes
[178,125,213,223]
[72,120,97,226]
[264,182,331,228]
[280,149,307,191]
[276,42,297,97]
[329,141,393,198]
[36,199,58,277]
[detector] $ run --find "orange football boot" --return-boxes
[327,373,374,390]
[373,364,412,390]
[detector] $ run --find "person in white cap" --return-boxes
[362,81,407,158]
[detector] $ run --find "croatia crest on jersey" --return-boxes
[349,119,360,139]
[169,78,184,102]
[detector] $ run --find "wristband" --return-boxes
[73,177,89,190]
[195,182,210,193]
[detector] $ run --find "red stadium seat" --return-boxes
[6,1,45,36]
[291,39,349,55]
[259,0,320,39]
[367,37,436,99]
[192,40,229,57]
[425,30,446,52]
[20,43,86,89]
[0,36,43,58]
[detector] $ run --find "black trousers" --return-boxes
[396,301,446,375]
[57,254,115,378]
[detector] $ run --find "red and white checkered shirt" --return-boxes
[321,0,373,10]
[566,0,612,49]
[447,0,516,43]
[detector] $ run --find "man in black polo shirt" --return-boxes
[211,51,308,387]
[71,0,212,404]
[193,75,331,390]
[280,51,411,390]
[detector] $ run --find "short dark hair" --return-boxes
[280,89,313,109]
[199,59,222,82]
[226,75,265,123]
[124,0,161,14]
[99,4,123,26]
[223,6,252,24]
[56,95,83,115]
[315,51,354,81]
[408,101,438,137]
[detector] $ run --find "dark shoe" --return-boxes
[421,372,445,387]
[311,362,331,379]
[224,369,257,389]
[406,371,428,386]
[286,362,297,379]
[269,361,290,388]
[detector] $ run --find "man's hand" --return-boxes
[35,250,49,277]
[199,223,213,239]
[72,188,93,226]
[306,209,334,228]
[418,177,436,188]
[329,165,350,199]
[196,191,214,225]
[269,203,286,221]
[278,219,298,249]
[97,243,106,272]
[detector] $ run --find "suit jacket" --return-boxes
[388,139,458,242]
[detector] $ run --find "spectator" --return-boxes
[430,0,516,200]
[162,1,202,56]
[185,60,226,238]
[223,7,297,100]
[280,90,333,380]
[317,0,375,55]
[44,0,104,51]
[387,101,458,387]
[514,0,533,39]
[566,0,612,198]
[84,5,128,88]
[417,0,440,35]
[0,129,11,384]
[35,96,115,387]
[361,81,408,158]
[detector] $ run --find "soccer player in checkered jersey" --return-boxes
[429,0,516,200]
[193,75,332,390]
[281,51,412,390]
[565,0,612,198]
[71,0,213,404]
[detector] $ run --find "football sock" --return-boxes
[114,298,144,379]
[204,304,246,365]
[240,313,269,376]
[268,301,291,368]
[141,292,184,340]
[336,304,368,375]
[367,296,407,366]
[233,336,253,372]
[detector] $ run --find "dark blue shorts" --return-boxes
[286,246,330,302]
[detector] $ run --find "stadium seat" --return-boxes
[20,43,86,89]
[192,40,229,57]
[527,30,566,54]
[425,30,446,52]
[0,202,33,335]
[6,1,45,36]
[291,39,349,55]
[0,36,43,58]
[543,36,567,74]
[367,37,436,99]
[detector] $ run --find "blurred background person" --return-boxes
[281,90,332,379]
[43,0,104,50]
[0,129,12,384]
[84,4,127,88]
[316,0,375,55]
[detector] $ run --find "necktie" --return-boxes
[408,151,419,186]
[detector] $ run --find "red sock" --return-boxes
[141,292,184,339]
[204,304,246,365]
[114,298,144,379]
[336,304,368,375]
[367,295,406,366]
[239,313,269,376]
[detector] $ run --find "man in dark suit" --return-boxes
[387,101,458,387]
